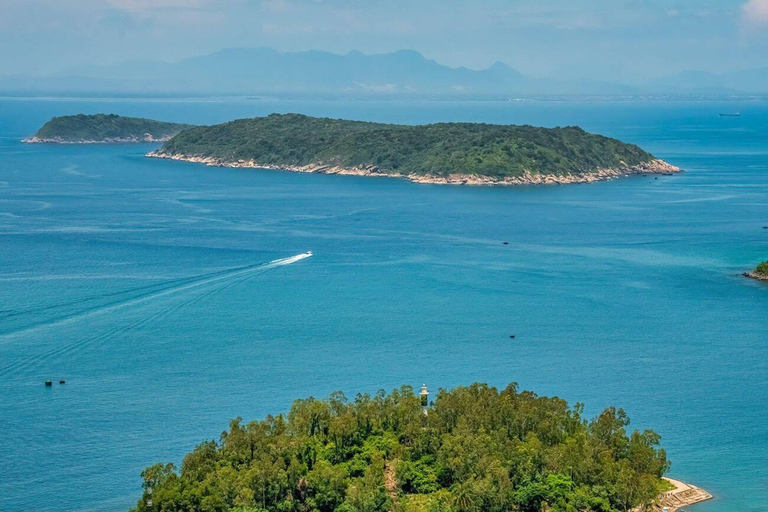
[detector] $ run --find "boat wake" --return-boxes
[271,251,312,266]
[0,252,312,375]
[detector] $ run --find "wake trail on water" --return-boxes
[0,260,284,323]
[7,269,259,374]
[0,252,312,374]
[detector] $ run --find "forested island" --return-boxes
[23,114,193,143]
[132,382,707,512]
[746,261,768,281]
[148,114,680,186]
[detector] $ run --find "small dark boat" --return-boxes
[59,380,66,385]
[44,381,52,387]
[509,335,516,339]
[503,242,509,245]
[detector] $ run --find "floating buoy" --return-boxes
[44,381,52,387]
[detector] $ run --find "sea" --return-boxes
[0,97,766,511]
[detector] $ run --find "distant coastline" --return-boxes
[147,151,680,186]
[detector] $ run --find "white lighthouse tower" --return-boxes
[420,383,429,415]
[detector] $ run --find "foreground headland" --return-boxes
[147,113,681,186]
[132,382,708,512]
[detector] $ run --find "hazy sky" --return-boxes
[1,0,767,80]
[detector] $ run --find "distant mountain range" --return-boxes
[2,48,766,97]
[648,68,768,95]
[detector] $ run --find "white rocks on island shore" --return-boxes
[23,134,176,144]
[146,151,681,187]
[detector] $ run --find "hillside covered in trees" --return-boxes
[150,114,676,183]
[134,382,670,512]
[25,114,193,143]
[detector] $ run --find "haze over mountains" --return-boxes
[3,48,767,98]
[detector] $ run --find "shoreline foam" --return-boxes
[146,151,681,186]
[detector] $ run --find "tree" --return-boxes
[305,461,348,512]
[452,483,475,512]
[133,383,671,512]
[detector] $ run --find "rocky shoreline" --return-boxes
[24,135,175,144]
[647,478,712,512]
[744,272,768,281]
[146,151,681,186]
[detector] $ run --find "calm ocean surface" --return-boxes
[0,98,766,511]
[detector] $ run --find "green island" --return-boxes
[23,114,193,143]
[148,114,680,186]
[746,260,768,281]
[133,382,686,512]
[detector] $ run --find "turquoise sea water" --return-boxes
[0,98,766,511]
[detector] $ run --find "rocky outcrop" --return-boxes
[651,478,712,512]
[146,151,681,187]
[744,272,768,281]
[406,159,680,185]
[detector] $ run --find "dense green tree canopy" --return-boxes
[156,114,656,178]
[30,114,192,142]
[134,383,670,512]
[755,261,768,277]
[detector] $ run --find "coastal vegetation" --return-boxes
[133,382,670,512]
[150,114,678,184]
[25,114,193,143]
